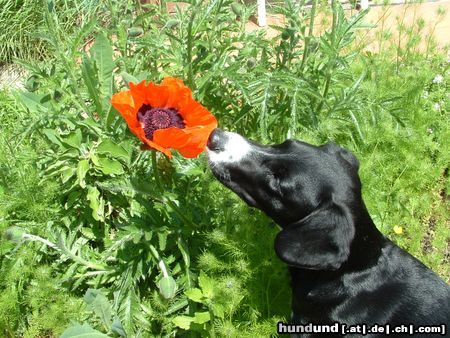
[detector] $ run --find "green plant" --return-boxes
[0,0,100,62]
[1,0,449,336]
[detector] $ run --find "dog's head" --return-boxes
[206,128,364,271]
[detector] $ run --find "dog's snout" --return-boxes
[207,128,226,151]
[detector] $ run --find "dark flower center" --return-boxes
[137,104,185,140]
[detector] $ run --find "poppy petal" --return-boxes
[177,125,216,158]
[153,127,191,149]
[146,82,170,108]
[128,81,147,109]
[111,91,142,136]
[142,136,173,158]
[179,99,217,127]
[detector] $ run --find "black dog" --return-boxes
[206,128,450,337]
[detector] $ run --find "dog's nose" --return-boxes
[207,128,226,151]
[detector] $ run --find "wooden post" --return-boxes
[257,0,267,26]
[360,0,369,9]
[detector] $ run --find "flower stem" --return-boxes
[150,152,198,229]
[186,8,197,90]
[149,244,169,278]
[299,0,317,72]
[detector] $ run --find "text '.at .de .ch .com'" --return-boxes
[277,322,447,336]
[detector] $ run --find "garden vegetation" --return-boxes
[0,0,448,336]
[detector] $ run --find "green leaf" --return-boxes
[84,288,102,305]
[61,167,76,184]
[91,33,114,98]
[172,316,194,330]
[77,159,89,188]
[158,232,167,251]
[15,91,49,113]
[91,294,113,327]
[97,140,129,162]
[198,271,214,299]
[159,276,177,299]
[4,226,25,243]
[185,288,203,303]
[116,289,140,335]
[60,323,110,338]
[111,318,126,337]
[65,190,82,209]
[128,27,144,37]
[96,157,124,175]
[61,129,82,149]
[212,303,225,319]
[81,54,103,115]
[84,289,113,327]
[87,186,104,221]
[193,311,211,324]
[42,128,62,146]
[17,92,48,113]
[120,72,138,85]
[71,17,97,56]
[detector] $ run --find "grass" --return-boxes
[0,0,100,63]
[0,0,449,336]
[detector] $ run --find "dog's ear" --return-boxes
[338,148,359,172]
[274,202,354,270]
[322,143,360,172]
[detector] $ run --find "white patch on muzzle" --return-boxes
[207,131,252,164]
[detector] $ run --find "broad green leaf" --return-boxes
[91,33,114,98]
[42,128,62,146]
[96,157,124,175]
[84,288,102,305]
[172,316,194,330]
[87,186,104,221]
[198,271,214,299]
[97,140,129,162]
[159,276,177,299]
[61,167,76,184]
[111,318,126,337]
[81,54,103,115]
[77,159,89,188]
[60,323,109,338]
[91,293,113,327]
[61,129,82,149]
[91,154,101,166]
[44,160,67,174]
[84,290,113,327]
[15,91,49,113]
[193,311,210,324]
[185,288,203,303]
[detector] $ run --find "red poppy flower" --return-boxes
[111,77,217,158]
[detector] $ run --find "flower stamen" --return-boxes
[138,105,186,140]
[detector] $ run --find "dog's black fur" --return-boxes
[207,128,450,337]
